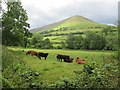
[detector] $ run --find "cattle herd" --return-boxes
[26,50,49,60]
[26,50,86,64]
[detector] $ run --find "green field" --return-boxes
[42,28,104,47]
[8,47,115,84]
[48,29,101,35]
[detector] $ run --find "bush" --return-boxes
[56,45,62,49]
[2,47,42,88]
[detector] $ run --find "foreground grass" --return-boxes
[8,47,115,84]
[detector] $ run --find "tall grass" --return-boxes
[2,46,119,88]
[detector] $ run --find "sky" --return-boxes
[2,0,119,29]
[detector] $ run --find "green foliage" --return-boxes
[42,38,53,49]
[105,35,118,50]
[2,47,41,88]
[101,26,113,35]
[66,33,83,49]
[2,1,31,47]
[84,32,106,50]
[56,45,62,49]
[30,33,53,49]
[46,59,119,88]
[65,32,106,50]
[30,33,43,48]
[72,59,119,88]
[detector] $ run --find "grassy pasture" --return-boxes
[44,36,65,42]
[8,47,114,84]
[43,36,66,46]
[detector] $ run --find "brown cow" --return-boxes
[26,50,39,57]
[26,50,49,60]
[76,57,86,64]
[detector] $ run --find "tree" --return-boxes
[101,26,113,36]
[66,33,75,49]
[73,35,83,49]
[84,32,106,50]
[66,33,83,49]
[30,33,43,48]
[2,1,31,47]
[105,35,118,50]
[30,33,53,49]
[43,38,53,49]
[82,37,90,49]
[61,41,66,49]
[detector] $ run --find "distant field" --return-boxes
[49,29,102,34]
[44,36,66,41]
[42,29,98,47]
[8,47,114,84]
[43,36,66,46]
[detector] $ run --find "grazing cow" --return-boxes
[38,52,49,60]
[76,57,86,64]
[56,54,73,63]
[26,50,38,57]
[64,58,74,63]
[56,54,70,62]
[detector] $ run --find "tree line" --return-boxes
[64,30,118,50]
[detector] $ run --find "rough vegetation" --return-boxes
[2,47,119,88]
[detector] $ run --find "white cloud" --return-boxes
[21,0,119,29]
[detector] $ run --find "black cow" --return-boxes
[56,54,70,62]
[56,54,73,63]
[38,52,49,60]
[64,58,73,63]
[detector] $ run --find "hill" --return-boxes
[30,15,106,33]
[30,15,112,48]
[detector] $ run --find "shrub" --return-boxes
[2,47,42,88]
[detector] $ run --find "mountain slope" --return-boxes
[31,20,65,32]
[31,15,106,32]
[54,15,98,29]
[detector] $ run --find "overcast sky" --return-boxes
[2,0,119,29]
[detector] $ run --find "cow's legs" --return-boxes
[45,57,46,60]
[38,56,41,60]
